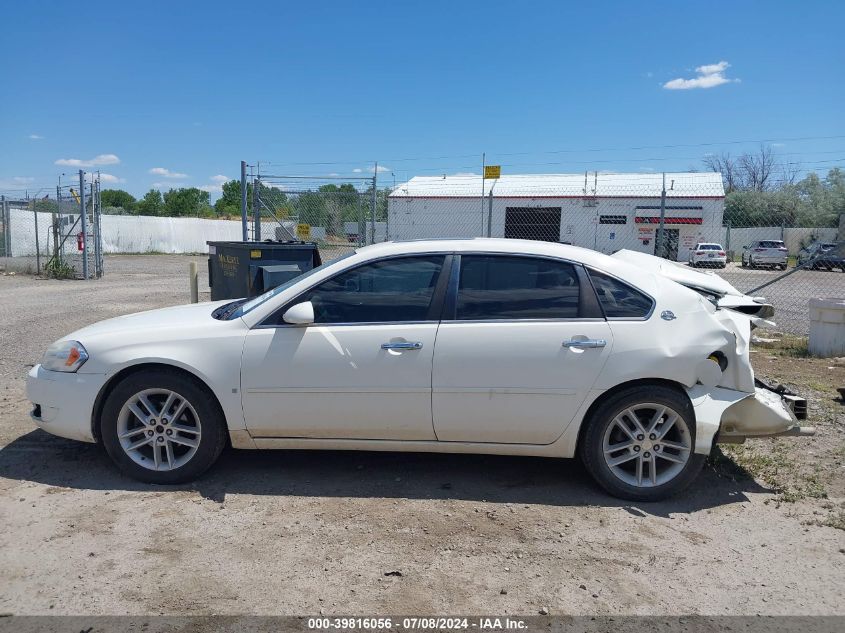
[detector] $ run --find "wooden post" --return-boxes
[189,261,198,303]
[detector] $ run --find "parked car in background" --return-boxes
[27,239,813,501]
[688,243,727,268]
[741,240,788,270]
[797,241,845,271]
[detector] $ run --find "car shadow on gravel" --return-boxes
[0,429,771,517]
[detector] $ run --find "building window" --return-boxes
[599,215,627,224]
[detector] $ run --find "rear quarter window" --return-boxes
[587,270,654,319]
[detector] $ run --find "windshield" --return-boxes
[228,251,356,319]
[698,244,721,250]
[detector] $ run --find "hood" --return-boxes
[65,300,231,340]
[611,249,775,319]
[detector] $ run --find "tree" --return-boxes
[704,145,782,193]
[100,189,137,213]
[214,180,251,217]
[136,189,164,216]
[163,187,212,218]
[703,152,740,193]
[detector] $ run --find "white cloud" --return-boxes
[55,153,121,168]
[199,184,223,193]
[663,61,739,90]
[371,165,390,173]
[696,61,730,75]
[149,167,188,179]
[352,168,363,173]
[210,174,229,184]
[97,173,125,184]
[13,176,35,183]
[29,134,43,140]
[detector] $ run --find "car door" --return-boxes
[241,254,449,440]
[432,254,613,445]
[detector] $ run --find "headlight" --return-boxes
[41,340,89,373]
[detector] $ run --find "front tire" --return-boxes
[579,385,706,501]
[101,369,227,484]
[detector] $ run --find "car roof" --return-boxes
[353,238,662,297]
[358,238,615,266]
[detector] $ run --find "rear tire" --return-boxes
[579,385,706,501]
[100,369,227,484]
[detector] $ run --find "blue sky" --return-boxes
[1,0,843,199]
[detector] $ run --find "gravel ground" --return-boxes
[1,255,843,616]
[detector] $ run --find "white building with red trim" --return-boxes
[387,172,725,262]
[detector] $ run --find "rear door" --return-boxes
[431,254,613,445]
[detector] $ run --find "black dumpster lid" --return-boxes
[206,240,318,247]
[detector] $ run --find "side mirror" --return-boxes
[282,301,315,325]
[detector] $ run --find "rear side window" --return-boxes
[456,255,580,320]
[587,270,653,319]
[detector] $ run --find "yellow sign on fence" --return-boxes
[484,165,501,179]
[296,223,312,240]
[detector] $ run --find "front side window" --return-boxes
[456,255,580,320]
[587,269,653,319]
[298,255,444,324]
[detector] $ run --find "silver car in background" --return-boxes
[741,240,788,270]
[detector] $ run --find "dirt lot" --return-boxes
[1,255,843,616]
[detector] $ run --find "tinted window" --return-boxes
[759,241,785,248]
[588,270,653,318]
[300,256,444,324]
[456,255,580,320]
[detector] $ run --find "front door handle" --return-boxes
[381,341,423,351]
[562,338,607,349]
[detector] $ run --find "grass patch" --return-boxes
[822,511,845,531]
[752,332,810,357]
[710,443,828,503]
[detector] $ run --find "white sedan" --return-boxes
[688,243,727,268]
[26,239,813,500]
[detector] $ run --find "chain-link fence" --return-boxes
[247,170,387,261]
[1,173,104,279]
[381,171,844,335]
[3,164,842,337]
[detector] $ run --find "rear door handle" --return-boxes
[381,341,423,350]
[562,338,607,349]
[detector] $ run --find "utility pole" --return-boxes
[656,172,667,259]
[252,174,260,241]
[240,161,248,241]
[370,162,378,245]
[79,170,88,279]
[480,152,486,234]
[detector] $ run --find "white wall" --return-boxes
[6,210,330,256]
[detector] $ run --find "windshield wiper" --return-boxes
[212,299,248,320]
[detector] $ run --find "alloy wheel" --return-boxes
[602,403,691,488]
[116,388,202,471]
